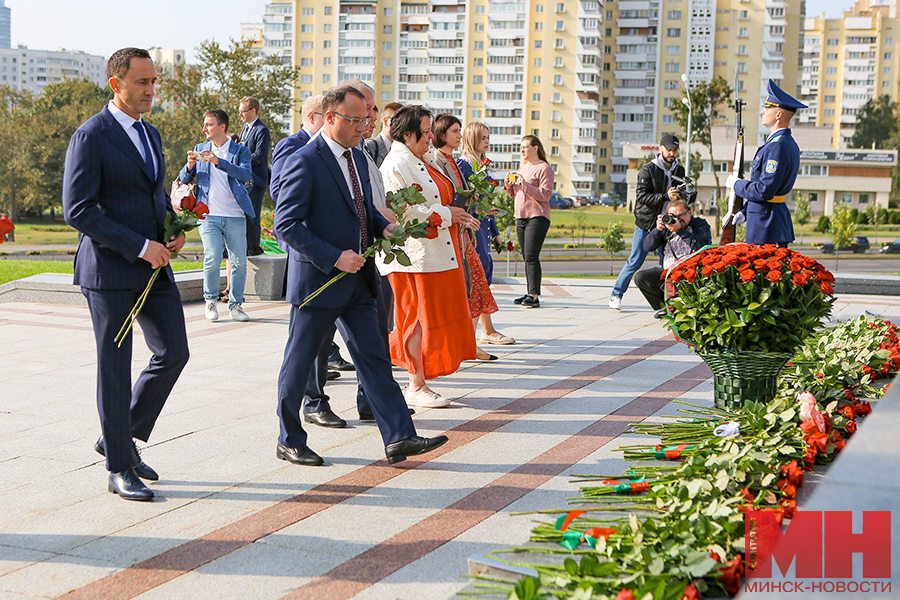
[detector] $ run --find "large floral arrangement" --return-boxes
[662,244,835,353]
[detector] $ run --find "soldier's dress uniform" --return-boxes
[733,80,807,245]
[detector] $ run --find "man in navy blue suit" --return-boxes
[270,94,324,202]
[274,86,447,466]
[238,97,270,257]
[63,48,190,501]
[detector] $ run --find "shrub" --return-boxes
[814,215,831,232]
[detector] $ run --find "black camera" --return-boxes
[662,214,678,225]
[671,175,696,198]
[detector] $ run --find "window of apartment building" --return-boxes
[606,28,612,36]
[554,56,564,67]
[536,4,544,12]
[324,40,331,49]
[300,75,312,83]
[602,96,609,105]
[886,52,893,60]
[887,38,893,45]
[739,10,748,19]
[770,26,784,35]
[666,45,680,55]
[532,92,542,101]
[301,25,313,32]
[531,111,540,119]
[476,4,485,13]
[302,7,313,15]
[382,75,391,85]
[323,24,331,33]
[599,148,607,158]
[858,193,870,204]
[827,39,839,46]
[553,74,563,85]
[668,10,682,19]
[301,42,313,50]
[383,25,393,34]
[474,41,484,49]
[555,39,565,48]
[553,92,562,102]
[535,40,543,48]
[534,58,542,67]
[550,146,559,156]
[475,58,483,66]
[738,45,747,55]
[884,81,891,88]
[825,67,837,74]
[552,110,561,121]
[738,28,748,37]
[841,192,853,204]
[663,97,673,107]
[383,42,392,51]
[300,58,312,66]
[473,75,483,84]
[324,6,332,14]
[533,75,542,84]
[825,80,836,87]
[825,95,835,102]
[381,92,391,101]
[473,92,482,101]
[556,20,565,31]
[809,192,818,203]
[532,129,540,136]
[472,109,482,119]
[556,3,566,12]
[323,57,331,65]
[824,109,835,116]
[383,58,391,67]
[601,131,608,140]
[737,62,746,73]
[535,22,543,31]
[665,62,679,72]
[664,80,678,89]
[323,74,330,83]
[662,115,674,124]
[667,28,681,37]
[885,67,892,74]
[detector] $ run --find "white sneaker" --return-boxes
[230,303,250,322]
[405,387,451,408]
[609,296,622,310]
[205,300,219,321]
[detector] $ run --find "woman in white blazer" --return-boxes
[380,105,479,408]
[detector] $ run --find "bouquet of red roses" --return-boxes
[114,193,208,347]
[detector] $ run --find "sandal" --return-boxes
[218,288,230,303]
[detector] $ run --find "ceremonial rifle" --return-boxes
[720,69,745,245]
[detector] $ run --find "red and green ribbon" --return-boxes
[654,444,696,460]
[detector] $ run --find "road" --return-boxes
[527,256,900,276]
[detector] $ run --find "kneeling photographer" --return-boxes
[634,199,711,312]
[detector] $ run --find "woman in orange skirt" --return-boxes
[379,106,479,408]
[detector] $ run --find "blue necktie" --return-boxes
[132,121,155,178]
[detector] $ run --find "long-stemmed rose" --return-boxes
[455,158,507,219]
[298,184,431,308]
[113,195,208,347]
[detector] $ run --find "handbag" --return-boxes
[170,179,196,212]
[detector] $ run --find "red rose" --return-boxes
[684,268,697,282]
[0,215,13,238]
[845,419,857,434]
[712,261,726,272]
[425,212,443,239]
[616,589,635,600]
[782,499,797,519]
[182,194,197,212]
[681,582,699,600]
[740,487,754,504]
[767,270,782,283]
[740,269,755,283]
[753,259,768,271]
[413,183,423,191]
[701,265,714,277]
[490,179,499,186]
[194,202,209,219]
[793,273,809,287]
[718,556,744,596]
[838,405,855,420]
[789,261,803,273]
[853,401,872,416]
[507,240,514,252]
[821,282,834,295]
[781,460,804,487]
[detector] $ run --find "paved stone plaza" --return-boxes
[1,279,898,600]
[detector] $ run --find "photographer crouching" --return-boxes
[633,199,711,313]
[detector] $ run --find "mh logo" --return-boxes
[745,511,891,579]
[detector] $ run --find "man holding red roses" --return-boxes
[62,48,189,501]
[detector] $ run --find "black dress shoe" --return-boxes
[326,370,341,381]
[246,245,265,257]
[385,435,449,465]
[521,296,540,308]
[276,443,324,466]
[328,357,356,371]
[108,467,154,501]
[359,408,415,422]
[95,436,159,481]
[303,410,348,428]
[513,295,528,305]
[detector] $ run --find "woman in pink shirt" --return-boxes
[504,135,554,308]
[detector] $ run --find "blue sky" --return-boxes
[9,0,853,63]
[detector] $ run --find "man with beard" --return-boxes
[609,133,695,310]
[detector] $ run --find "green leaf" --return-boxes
[648,556,665,575]
[686,557,719,578]
[564,558,579,576]
[512,576,540,600]
[396,252,412,267]
[383,253,394,264]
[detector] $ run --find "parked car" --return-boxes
[599,194,623,208]
[549,193,571,209]
[818,236,870,254]
[880,237,900,253]
[562,196,579,208]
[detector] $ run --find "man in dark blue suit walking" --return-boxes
[238,97,270,256]
[63,48,189,501]
[274,86,447,466]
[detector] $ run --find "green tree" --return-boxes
[865,203,885,243]
[0,86,40,234]
[600,221,626,275]
[793,191,811,244]
[830,203,857,271]
[669,75,733,203]
[850,95,898,150]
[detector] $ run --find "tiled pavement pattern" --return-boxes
[2,279,899,600]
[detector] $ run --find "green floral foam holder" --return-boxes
[698,350,794,409]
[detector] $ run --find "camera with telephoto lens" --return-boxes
[661,213,678,225]
[671,175,696,199]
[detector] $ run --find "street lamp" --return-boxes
[680,73,692,182]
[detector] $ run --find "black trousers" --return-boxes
[245,183,266,255]
[634,267,666,310]
[516,216,550,296]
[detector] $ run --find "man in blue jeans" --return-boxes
[609,133,694,309]
[180,109,255,322]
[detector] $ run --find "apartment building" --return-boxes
[799,0,900,147]
[0,46,106,95]
[147,48,186,111]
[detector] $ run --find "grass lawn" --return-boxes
[2,221,203,246]
[0,259,203,286]
[544,207,633,238]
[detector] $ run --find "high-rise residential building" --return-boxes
[253,0,804,195]
[0,46,106,95]
[799,0,900,148]
[0,1,10,49]
[148,48,186,111]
